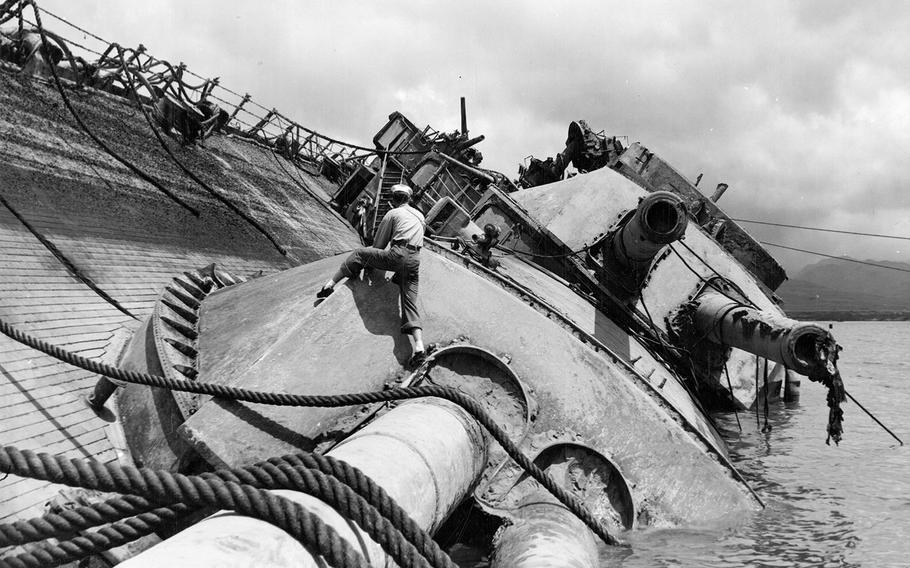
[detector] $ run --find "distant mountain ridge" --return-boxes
[776,258,910,320]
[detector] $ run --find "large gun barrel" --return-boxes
[611,191,689,269]
[691,289,832,375]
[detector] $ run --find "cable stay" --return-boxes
[761,242,910,274]
[734,218,910,242]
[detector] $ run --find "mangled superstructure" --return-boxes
[332,106,517,245]
[520,120,787,291]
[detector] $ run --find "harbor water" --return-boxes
[599,321,910,567]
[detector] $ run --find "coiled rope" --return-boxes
[1,500,191,568]
[0,447,367,568]
[0,452,452,568]
[1,450,461,568]
[0,317,624,549]
[2,451,459,568]
[0,495,192,560]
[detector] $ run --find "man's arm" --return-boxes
[373,212,393,249]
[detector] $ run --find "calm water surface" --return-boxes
[599,321,910,567]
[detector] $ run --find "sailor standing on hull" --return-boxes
[317,183,430,367]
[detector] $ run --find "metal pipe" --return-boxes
[693,289,832,375]
[612,190,688,268]
[457,134,486,151]
[710,182,729,202]
[491,500,599,568]
[461,96,468,136]
[438,152,495,184]
[121,399,488,567]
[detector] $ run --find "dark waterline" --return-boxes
[600,321,910,567]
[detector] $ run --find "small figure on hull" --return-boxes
[348,196,372,244]
[453,223,501,269]
[472,223,501,268]
[317,183,432,367]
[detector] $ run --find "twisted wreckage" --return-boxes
[0,2,849,567]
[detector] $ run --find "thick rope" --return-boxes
[0,495,187,546]
[0,503,191,568]
[1,454,455,568]
[272,452,449,564]
[111,45,289,258]
[23,0,200,217]
[215,457,453,568]
[0,0,24,26]
[0,194,136,319]
[0,317,624,548]
[200,461,441,568]
[0,447,367,568]
[0,461,444,568]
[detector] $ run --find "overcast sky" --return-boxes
[34,0,910,275]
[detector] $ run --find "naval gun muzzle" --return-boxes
[690,288,833,375]
[610,190,689,269]
[592,191,689,302]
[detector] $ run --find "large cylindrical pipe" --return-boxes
[693,289,832,375]
[491,501,599,568]
[612,191,688,268]
[121,400,487,567]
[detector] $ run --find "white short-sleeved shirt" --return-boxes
[373,204,425,249]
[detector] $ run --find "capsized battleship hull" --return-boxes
[0,7,840,565]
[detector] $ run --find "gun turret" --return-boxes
[687,288,833,375]
[610,191,689,269]
[588,191,688,301]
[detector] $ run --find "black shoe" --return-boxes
[316,286,334,299]
[407,350,426,369]
[407,343,438,370]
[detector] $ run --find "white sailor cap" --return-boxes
[390,184,413,197]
